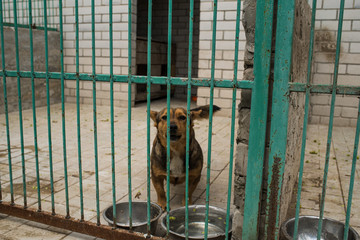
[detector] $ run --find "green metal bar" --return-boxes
[264,0,295,237]
[0,70,256,89]
[146,0,152,235]
[293,0,318,237]
[166,0,172,237]
[127,0,133,231]
[242,0,274,238]
[91,0,100,226]
[28,0,42,211]
[13,0,28,208]
[185,0,195,238]
[75,0,84,221]
[109,0,117,229]
[59,0,70,219]
[289,83,360,95]
[343,99,360,240]
[317,0,345,238]
[0,0,14,205]
[225,1,241,239]
[204,0,218,239]
[44,0,55,215]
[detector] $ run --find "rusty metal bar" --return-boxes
[0,202,164,240]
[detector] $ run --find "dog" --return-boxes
[150,105,221,209]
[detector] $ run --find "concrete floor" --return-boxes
[0,100,359,239]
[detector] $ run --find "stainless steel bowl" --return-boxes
[160,205,232,240]
[102,201,162,235]
[280,216,360,240]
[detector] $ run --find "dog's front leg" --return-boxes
[152,175,166,210]
[182,175,201,206]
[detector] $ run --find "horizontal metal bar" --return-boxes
[0,202,163,240]
[3,22,57,31]
[0,70,253,89]
[289,83,360,95]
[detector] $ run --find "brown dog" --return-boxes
[150,105,220,209]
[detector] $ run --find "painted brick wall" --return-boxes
[309,0,360,126]
[62,0,137,107]
[196,0,245,115]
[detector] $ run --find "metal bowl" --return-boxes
[280,216,360,240]
[102,201,162,235]
[160,205,232,240]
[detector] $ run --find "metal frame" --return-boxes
[0,0,359,239]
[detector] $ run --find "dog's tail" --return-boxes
[190,105,221,119]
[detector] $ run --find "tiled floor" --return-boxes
[0,100,359,239]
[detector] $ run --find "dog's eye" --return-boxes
[178,115,186,120]
[161,115,167,120]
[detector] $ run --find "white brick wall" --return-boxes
[61,0,137,107]
[196,0,244,114]
[310,0,360,127]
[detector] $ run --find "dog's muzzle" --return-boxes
[169,124,181,141]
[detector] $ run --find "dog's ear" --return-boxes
[190,105,221,120]
[150,110,158,123]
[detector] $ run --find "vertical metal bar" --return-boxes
[28,0,42,211]
[109,0,117,229]
[75,0,84,221]
[146,0,152,235]
[91,0,100,226]
[204,0,218,239]
[225,1,241,239]
[185,0,195,238]
[44,0,55,215]
[293,0,318,238]
[343,99,360,240]
[242,0,274,238]
[127,0,133,231]
[13,0,28,208]
[0,0,14,205]
[166,0,172,237]
[317,0,345,238]
[264,0,295,238]
[59,0,70,219]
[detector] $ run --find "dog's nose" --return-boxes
[170,124,178,131]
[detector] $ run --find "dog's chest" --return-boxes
[170,152,184,177]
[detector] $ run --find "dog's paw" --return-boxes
[157,200,167,210]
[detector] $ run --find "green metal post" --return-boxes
[91,0,100,226]
[343,100,360,240]
[225,1,241,239]
[0,0,14,205]
[242,0,274,238]
[147,0,152,235]
[109,0,117,229]
[13,0,27,208]
[166,0,173,237]
[204,0,218,239]
[43,0,55,215]
[317,0,345,238]
[28,0,42,211]
[264,0,296,238]
[59,0,70,219]
[185,0,195,238]
[75,0,84,221]
[127,0,133,231]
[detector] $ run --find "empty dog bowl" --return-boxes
[102,201,162,235]
[160,205,232,240]
[280,216,360,240]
